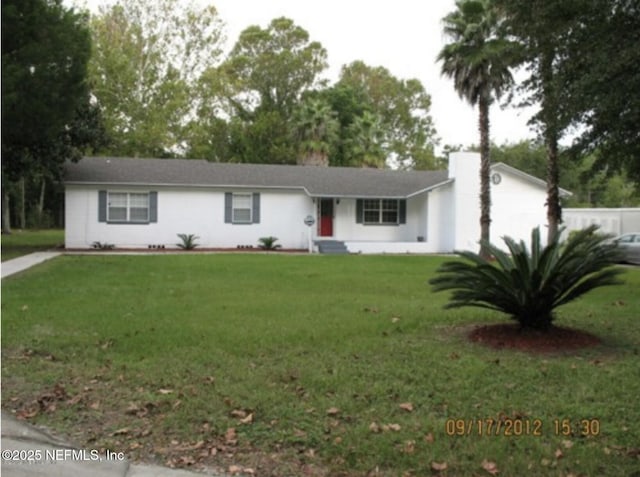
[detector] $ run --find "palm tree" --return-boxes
[438,0,517,258]
[292,98,339,166]
[345,111,386,168]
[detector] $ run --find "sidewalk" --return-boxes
[1,252,62,279]
[1,411,225,477]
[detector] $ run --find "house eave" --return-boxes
[491,162,572,197]
[65,181,311,194]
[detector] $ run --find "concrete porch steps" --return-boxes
[315,240,349,254]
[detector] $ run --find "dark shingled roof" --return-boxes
[65,157,451,198]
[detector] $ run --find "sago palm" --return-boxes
[438,0,518,258]
[429,225,624,331]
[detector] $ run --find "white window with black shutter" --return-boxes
[98,191,158,224]
[356,198,406,225]
[225,192,261,224]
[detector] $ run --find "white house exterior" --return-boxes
[64,152,564,253]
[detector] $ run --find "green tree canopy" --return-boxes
[337,61,438,169]
[291,97,339,166]
[222,17,328,117]
[560,0,640,179]
[2,0,91,179]
[88,0,225,157]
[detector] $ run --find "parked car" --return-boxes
[613,233,640,265]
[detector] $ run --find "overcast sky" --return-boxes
[71,0,538,152]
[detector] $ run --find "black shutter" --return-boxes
[356,199,363,223]
[252,193,260,223]
[98,190,107,222]
[224,192,232,223]
[149,191,158,223]
[399,199,406,224]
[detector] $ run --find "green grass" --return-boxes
[1,229,64,261]
[2,255,639,476]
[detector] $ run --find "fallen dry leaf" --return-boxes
[481,459,499,475]
[231,409,247,419]
[326,407,340,416]
[112,427,130,436]
[555,448,564,459]
[424,432,435,443]
[240,413,254,424]
[387,423,401,432]
[402,440,416,454]
[562,439,574,449]
[228,465,243,475]
[225,427,238,445]
[399,402,414,412]
[369,422,381,433]
[431,461,448,471]
[158,388,173,395]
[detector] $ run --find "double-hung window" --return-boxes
[232,193,253,224]
[357,198,406,225]
[224,192,261,224]
[106,192,150,222]
[362,199,400,225]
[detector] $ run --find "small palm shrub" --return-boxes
[176,233,200,250]
[429,226,624,331]
[258,236,282,250]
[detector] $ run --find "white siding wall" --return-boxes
[426,183,455,252]
[449,152,481,252]
[490,172,548,248]
[333,196,426,242]
[65,186,313,249]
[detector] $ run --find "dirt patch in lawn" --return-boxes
[469,323,601,353]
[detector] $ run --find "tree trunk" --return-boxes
[37,179,46,226]
[540,50,562,244]
[1,188,11,234]
[478,95,492,259]
[546,134,561,243]
[19,176,26,229]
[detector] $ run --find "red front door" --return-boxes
[318,198,334,236]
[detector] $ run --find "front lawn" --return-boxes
[1,229,64,261]
[2,255,639,476]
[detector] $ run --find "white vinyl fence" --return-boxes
[563,208,640,237]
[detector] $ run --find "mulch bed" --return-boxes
[469,323,601,353]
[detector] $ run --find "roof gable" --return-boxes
[491,162,572,197]
[64,157,451,199]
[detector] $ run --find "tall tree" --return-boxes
[345,111,386,168]
[495,0,603,242]
[2,0,91,232]
[88,0,225,157]
[222,17,328,118]
[292,97,339,166]
[438,0,517,257]
[216,17,327,164]
[337,61,438,169]
[316,84,370,167]
[559,0,640,181]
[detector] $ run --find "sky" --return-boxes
[71,0,538,152]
